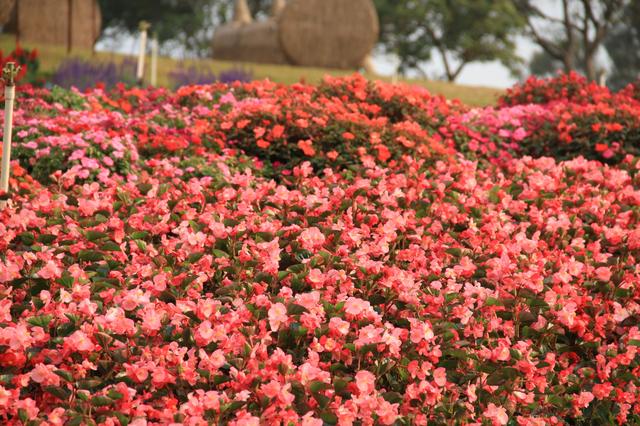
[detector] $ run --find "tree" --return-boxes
[375,0,525,82]
[604,2,640,89]
[513,0,628,81]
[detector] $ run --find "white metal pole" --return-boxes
[150,35,158,87]
[0,63,19,210]
[136,21,150,85]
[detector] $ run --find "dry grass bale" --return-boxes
[0,0,16,27]
[271,0,286,16]
[234,0,252,23]
[212,20,289,65]
[11,0,100,50]
[278,0,378,69]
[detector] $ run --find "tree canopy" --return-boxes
[375,0,525,81]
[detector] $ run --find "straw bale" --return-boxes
[212,20,288,65]
[234,0,252,24]
[278,0,378,69]
[211,0,378,69]
[271,0,285,16]
[10,0,100,50]
[0,0,16,27]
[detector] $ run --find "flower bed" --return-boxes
[1,74,640,425]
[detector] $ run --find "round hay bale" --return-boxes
[0,0,16,27]
[212,20,288,65]
[14,0,101,50]
[278,0,378,69]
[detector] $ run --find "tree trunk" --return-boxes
[584,53,597,81]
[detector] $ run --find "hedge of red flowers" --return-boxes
[2,74,640,425]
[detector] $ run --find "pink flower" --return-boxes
[484,403,509,425]
[38,260,62,280]
[433,367,447,387]
[260,380,295,405]
[268,303,288,332]
[64,330,95,353]
[30,363,61,386]
[574,391,594,408]
[298,227,326,252]
[195,320,215,346]
[329,317,350,336]
[375,399,399,425]
[409,318,434,343]
[595,266,612,282]
[344,297,372,318]
[593,382,613,399]
[141,308,164,334]
[355,370,376,395]
[0,259,20,283]
[0,385,14,408]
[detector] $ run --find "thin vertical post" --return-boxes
[136,21,150,85]
[150,34,158,87]
[0,62,20,210]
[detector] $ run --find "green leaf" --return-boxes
[485,297,502,306]
[445,247,462,257]
[221,400,245,413]
[319,412,338,425]
[312,391,331,408]
[137,183,153,194]
[101,241,121,251]
[130,231,149,240]
[382,391,403,403]
[45,385,71,400]
[309,380,331,393]
[287,303,309,315]
[488,185,501,203]
[78,250,104,262]
[628,339,640,347]
[107,390,124,400]
[54,369,74,383]
[212,249,229,258]
[187,252,204,263]
[19,232,35,245]
[57,273,74,288]
[37,234,57,244]
[27,314,54,328]
[115,413,130,426]
[85,231,108,242]
[91,396,114,406]
[486,367,519,386]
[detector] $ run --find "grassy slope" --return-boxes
[2,35,503,106]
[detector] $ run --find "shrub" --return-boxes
[4,76,640,424]
[499,71,612,106]
[0,45,40,86]
[169,65,252,89]
[51,58,137,91]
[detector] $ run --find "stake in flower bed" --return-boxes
[150,32,158,87]
[0,62,19,210]
[136,21,150,86]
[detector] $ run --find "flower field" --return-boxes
[2,73,640,425]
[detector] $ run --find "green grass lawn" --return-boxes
[2,34,503,106]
